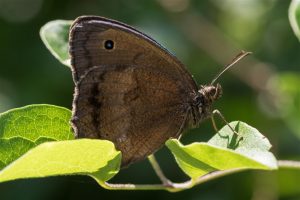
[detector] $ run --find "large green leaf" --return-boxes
[0,104,74,170]
[0,105,121,184]
[0,139,121,183]
[166,121,277,179]
[40,20,72,67]
[289,0,300,41]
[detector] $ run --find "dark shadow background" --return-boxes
[0,0,300,199]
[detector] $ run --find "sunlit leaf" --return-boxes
[166,121,277,179]
[289,0,300,41]
[40,20,72,67]
[0,104,73,170]
[0,139,121,183]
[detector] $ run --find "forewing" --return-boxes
[69,16,197,90]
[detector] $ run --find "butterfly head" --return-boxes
[189,83,222,127]
[199,83,222,103]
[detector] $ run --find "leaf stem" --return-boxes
[278,160,300,169]
[102,160,300,192]
[147,155,172,186]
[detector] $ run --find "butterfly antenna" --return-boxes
[211,51,252,85]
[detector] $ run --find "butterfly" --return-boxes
[69,16,249,167]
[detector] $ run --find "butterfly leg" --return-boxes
[177,111,190,141]
[211,109,240,137]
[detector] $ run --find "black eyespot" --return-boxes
[104,40,114,50]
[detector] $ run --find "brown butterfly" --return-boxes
[69,16,249,167]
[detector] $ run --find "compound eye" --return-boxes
[210,88,217,96]
[194,95,203,106]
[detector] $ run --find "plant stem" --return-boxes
[102,160,300,192]
[147,155,172,186]
[101,182,170,191]
[278,160,300,169]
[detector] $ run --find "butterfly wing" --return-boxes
[69,16,198,166]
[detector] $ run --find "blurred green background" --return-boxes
[1,0,300,199]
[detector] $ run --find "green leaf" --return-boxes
[166,121,277,179]
[0,104,74,169]
[40,20,72,67]
[289,0,300,41]
[0,139,121,183]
